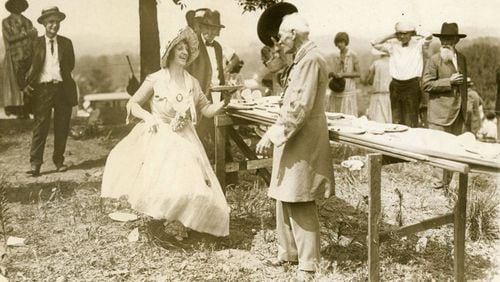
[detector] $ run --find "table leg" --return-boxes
[368,153,382,282]
[215,122,227,190]
[454,172,468,282]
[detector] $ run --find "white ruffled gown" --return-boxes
[101,70,230,237]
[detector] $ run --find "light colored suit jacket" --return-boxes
[422,51,467,126]
[266,41,334,202]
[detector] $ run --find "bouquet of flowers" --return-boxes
[171,112,189,132]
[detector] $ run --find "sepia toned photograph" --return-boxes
[0,0,499,281]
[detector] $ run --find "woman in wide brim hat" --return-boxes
[101,26,231,238]
[161,27,199,67]
[37,6,66,24]
[257,2,298,47]
[2,0,36,118]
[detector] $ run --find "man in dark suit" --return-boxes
[422,22,467,189]
[24,6,76,176]
[186,9,239,185]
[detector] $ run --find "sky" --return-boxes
[1,0,499,56]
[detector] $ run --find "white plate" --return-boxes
[328,126,366,134]
[109,212,138,222]
[383,124,409,132]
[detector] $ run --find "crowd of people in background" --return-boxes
[259,17,499,143]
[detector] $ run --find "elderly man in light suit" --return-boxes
[423,22,467,189]
[256,4,334,278]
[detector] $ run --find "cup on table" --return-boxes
[211,91,221,102]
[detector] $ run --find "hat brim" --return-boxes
[433,33,467,38]
[199,22,225,29]
[37,12,66,24]
[257,2,298,47]
[162,27,200,67]
[5,0,28,13]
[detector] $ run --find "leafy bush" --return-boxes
[460,38,500,111]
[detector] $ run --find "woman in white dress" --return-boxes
[101,27,230,237]
[366,48,392,123]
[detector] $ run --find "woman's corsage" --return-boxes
[171,111,189,132]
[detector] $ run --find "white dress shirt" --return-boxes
[201,34,235,86]
[38,35,63,83]
[375,37,430,80]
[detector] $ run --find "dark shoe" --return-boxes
[431,180,444,189]
[56,164,68,172]
[265,259,298,267]
[26,165,41,177]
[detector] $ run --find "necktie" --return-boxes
[50,39,54,55]
[205,40,214,47]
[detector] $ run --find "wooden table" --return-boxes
[214,112,499,282]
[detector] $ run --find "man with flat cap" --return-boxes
[24,6,76,176]
[256,3,334,278]
[423,22,468,189]
[371,21,432,127]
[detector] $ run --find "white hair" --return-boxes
[280,13,310,34]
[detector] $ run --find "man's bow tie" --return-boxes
[205,40,214,47]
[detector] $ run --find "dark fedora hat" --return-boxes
[257,2,298,47]
[433,22,466,38]
[5,0,28,14]
[37,6,66,24]
[196,9,225,29]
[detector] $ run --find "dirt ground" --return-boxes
[0,118,499,281]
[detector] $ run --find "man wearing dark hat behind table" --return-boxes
[371,21,432,127]
[185,8,239,185]
[422,22,468,189]
[24,6,76,176]
[256,4,334,279]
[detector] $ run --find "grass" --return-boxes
[0,119,499,281]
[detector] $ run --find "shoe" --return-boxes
[431,180,444,189]
[26,165,41,177]
[296,270,315,281]
[264,259,298,267]
[56,164,68,172]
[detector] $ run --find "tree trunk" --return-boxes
[139,0,161,81]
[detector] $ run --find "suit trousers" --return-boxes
[30,83,72,167]
[428,112,465,187]
[276,200,320,272]
[389,77,421,128]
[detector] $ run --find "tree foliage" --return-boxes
[235,0,282,12]
[171,0,282,12]
[460,38,500,110]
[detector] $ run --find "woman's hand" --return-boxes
[256,134,273,156]
[144,115,159,134]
